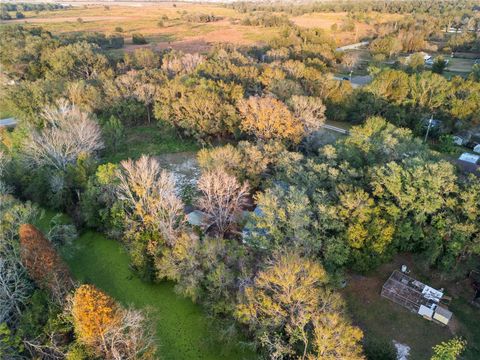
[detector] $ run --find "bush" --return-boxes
[114,26,123,32]
[364,338,397,360]
[108,35,124,49]
[132,33,147,45]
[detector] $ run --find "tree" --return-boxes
[432,56,447,74]
[72,284,119,353]
[104,308,156,360]
[431,337,466,360]
[197,168,249,236]
[0,257,32,324]
[308,312,364,360]
[368,70,410,104]
[102,115,124,152]
[244,185,320,255]
[238,96,304,144]
[115,155,184,247]
[23,101,104,171]
[132,33,147,45]
[19,224,73,302]
[155,78,241,141]
[161,51,205,76]
[288,95,326,136]
[236,251,363,359]
[43,41,108,81]
[197,141,287,189]
[369,36,402,57]
[72,284,156,359]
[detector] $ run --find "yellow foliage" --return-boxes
[239,96,304,144]
[72,285,120,348]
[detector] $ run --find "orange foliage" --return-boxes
[19,224,72,299]
[72,284,120,347]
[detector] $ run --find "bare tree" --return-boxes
[162,52,205,76]
[23,100,104,171]
[197,168,249,236]
[288,95,326,136]
[0,150,11,194]
[0,258,32,324]
[115,155,184,246]
[134,83,158,124]
[104,308,157,360]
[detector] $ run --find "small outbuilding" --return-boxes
[458,152,480,164]
[432,306,453,325]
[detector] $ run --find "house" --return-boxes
[381,270,453,325]
[186,210,208,227]
[452,131,471,146]
[473,144,480,154]
[458,152,480,164]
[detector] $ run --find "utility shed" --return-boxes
[381,271,453,325]
[433,306,452,325]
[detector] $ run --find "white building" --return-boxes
[458,153,480,164]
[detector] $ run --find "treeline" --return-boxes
[0,2,65,12]
[240,13,292,27]
[0,2,66,20]
[228,0,479,17]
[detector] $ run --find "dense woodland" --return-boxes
[1,1,480,359]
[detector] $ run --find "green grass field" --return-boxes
[36,212,256,360]
[103,124,199,163]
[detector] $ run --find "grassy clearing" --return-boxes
[342,254,480,359]
[36,211,256,360]
[103,124,199,164]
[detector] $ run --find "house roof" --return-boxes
[458,153,480,164]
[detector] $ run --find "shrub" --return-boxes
[364,338,397,360]
[132,33,147,45]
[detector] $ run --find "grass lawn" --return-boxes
[342,254,480,359]
[103,124,199,164]
[37,211,256,360]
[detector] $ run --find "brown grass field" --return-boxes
[1,2,404,53]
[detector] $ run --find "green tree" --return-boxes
[431,337,466,360]
[432,56,447,74]
[102,115,124,152]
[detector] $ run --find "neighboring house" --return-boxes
[186,209,209,227]
[473,144,480,154]
[452,131,471,146]
[0,118,17,129]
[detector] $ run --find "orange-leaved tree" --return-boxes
[19,224,73,302]
[72,284,120,351]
